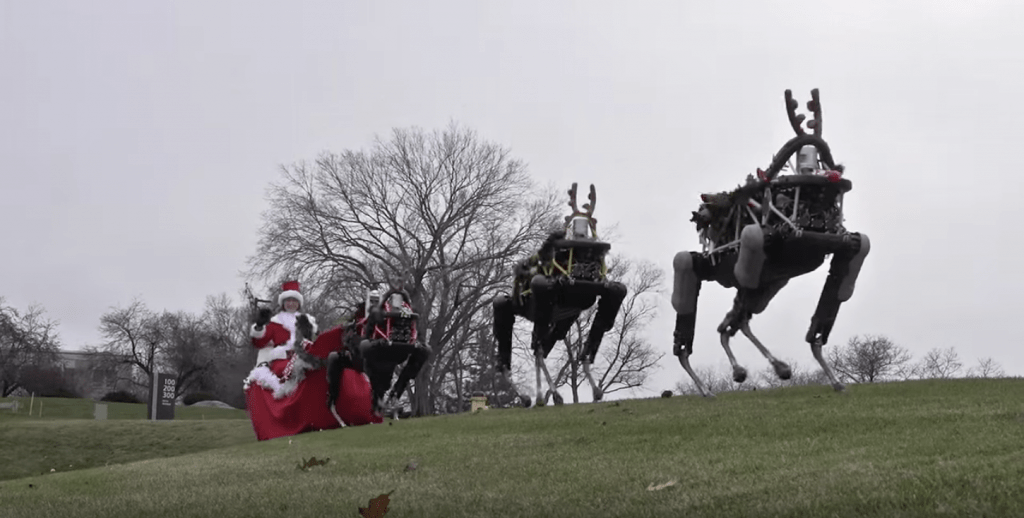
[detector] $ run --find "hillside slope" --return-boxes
[1,379,1021,518]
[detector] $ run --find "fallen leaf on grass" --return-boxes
[359,489,395,517]
[646,480,677,491]
[296,456,330,471]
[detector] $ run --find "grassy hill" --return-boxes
[1,379,1022,517]
[0,395,248,421]
[0,396,251,482]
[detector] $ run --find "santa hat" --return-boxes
[278,280,304,307]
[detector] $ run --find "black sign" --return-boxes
[147,372,176,420]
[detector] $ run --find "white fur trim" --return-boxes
[242,352,319,399]
[271,312,296,326]
[270,312,317,342]
[271,312,297,347]
[278,290,303,307]
[250,323,267,339]
[256,343,293,365]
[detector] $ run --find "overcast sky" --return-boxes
[3,1,1023,399]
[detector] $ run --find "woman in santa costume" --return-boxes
[243,280,381,441]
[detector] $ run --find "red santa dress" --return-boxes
[243,311,382,441]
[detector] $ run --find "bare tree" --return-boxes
[756,360,830,389]
[890,358,923,382]
[544,255,666,402]
[95,300,163,392]
[90,292,262,408]
[461,326,529,409]
[826,334,913,384]
[966,357,1005,378]
[247,122,562,415]
[755,363,788,390]
[199,292,259,408]
[918,346,964,379]
[203,293,251,352]
[95,300,224,398]
[159,311,221,398]
[675,363,744,396]
[0,298,62,397]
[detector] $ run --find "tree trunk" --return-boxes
[454,343,463,411]
[567,338,580,403]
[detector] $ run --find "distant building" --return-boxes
[55,349,135,400]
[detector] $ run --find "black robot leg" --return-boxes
[390,345,430,400]
[529,275,557,354]
[493,294,517,373]
[583,282,627,363]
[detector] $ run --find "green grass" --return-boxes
[0,396,248,421]
[0,397,252,481]
[1,379,1023,517]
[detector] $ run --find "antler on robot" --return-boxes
[671,89,870,397]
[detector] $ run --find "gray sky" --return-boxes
[3,1,1023,399]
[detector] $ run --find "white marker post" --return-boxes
[94,403,108,420]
